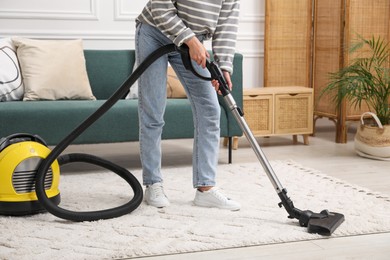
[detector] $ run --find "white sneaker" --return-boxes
[193,187,241,211]
[145,183,170,208]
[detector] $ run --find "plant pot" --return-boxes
[354,112,390,161]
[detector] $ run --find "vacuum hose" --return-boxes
[35,44,178,222]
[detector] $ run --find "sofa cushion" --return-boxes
[13,38,95,101]
[0,38,24,101]
[84,50,135,100]
[126,66,187,99]
[0,98,230,145]
[167,66,187,98]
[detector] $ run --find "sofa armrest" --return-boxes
[218,52,243,137]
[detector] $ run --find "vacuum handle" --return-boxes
[177,44,231,96]
[206,61,231,96]
[0,133,47,152]
[177,44,211,81]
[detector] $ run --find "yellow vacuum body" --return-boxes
[0,134,60,216]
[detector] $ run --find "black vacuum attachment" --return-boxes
[178,44,345,235]
[278,189,344,235]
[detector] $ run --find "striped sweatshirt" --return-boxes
[137,0,240,73]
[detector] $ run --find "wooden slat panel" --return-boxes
[264,0,313,87]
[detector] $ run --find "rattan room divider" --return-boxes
[264,0,390,143]
[264,0,313,88]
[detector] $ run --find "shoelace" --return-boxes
[210,188,231,202]
[151,184,166,198]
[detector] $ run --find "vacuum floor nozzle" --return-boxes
[298,209,345,236]
[307,211,345,236]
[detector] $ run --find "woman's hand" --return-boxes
[184,36,232,94]
[185,36,209,68]
[212,71,232,94]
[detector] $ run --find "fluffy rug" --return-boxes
[1,160,390,260]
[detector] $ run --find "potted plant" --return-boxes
[321,35,390,160]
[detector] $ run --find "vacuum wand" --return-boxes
[206,62,301,219]
[178,45,345,235]
[213,63,344,235]
[207,62,285,193]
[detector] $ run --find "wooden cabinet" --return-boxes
[243,93,273,135]
[243,87,313,145]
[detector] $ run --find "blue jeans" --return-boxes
[135,23,220,188]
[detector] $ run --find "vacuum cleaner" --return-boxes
[0,43,344,235]
[0,133,60,215]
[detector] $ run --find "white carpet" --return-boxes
[1,160,390,260]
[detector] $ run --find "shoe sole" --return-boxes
[145,200,170,208]
[193,200,240,211]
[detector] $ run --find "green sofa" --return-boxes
[0,50,243,162]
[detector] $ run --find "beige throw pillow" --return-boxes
[167,66,187,98]
[13,38,95,101]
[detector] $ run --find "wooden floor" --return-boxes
[63,118,390,259]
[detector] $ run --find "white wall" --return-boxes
[0,0,265,88]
